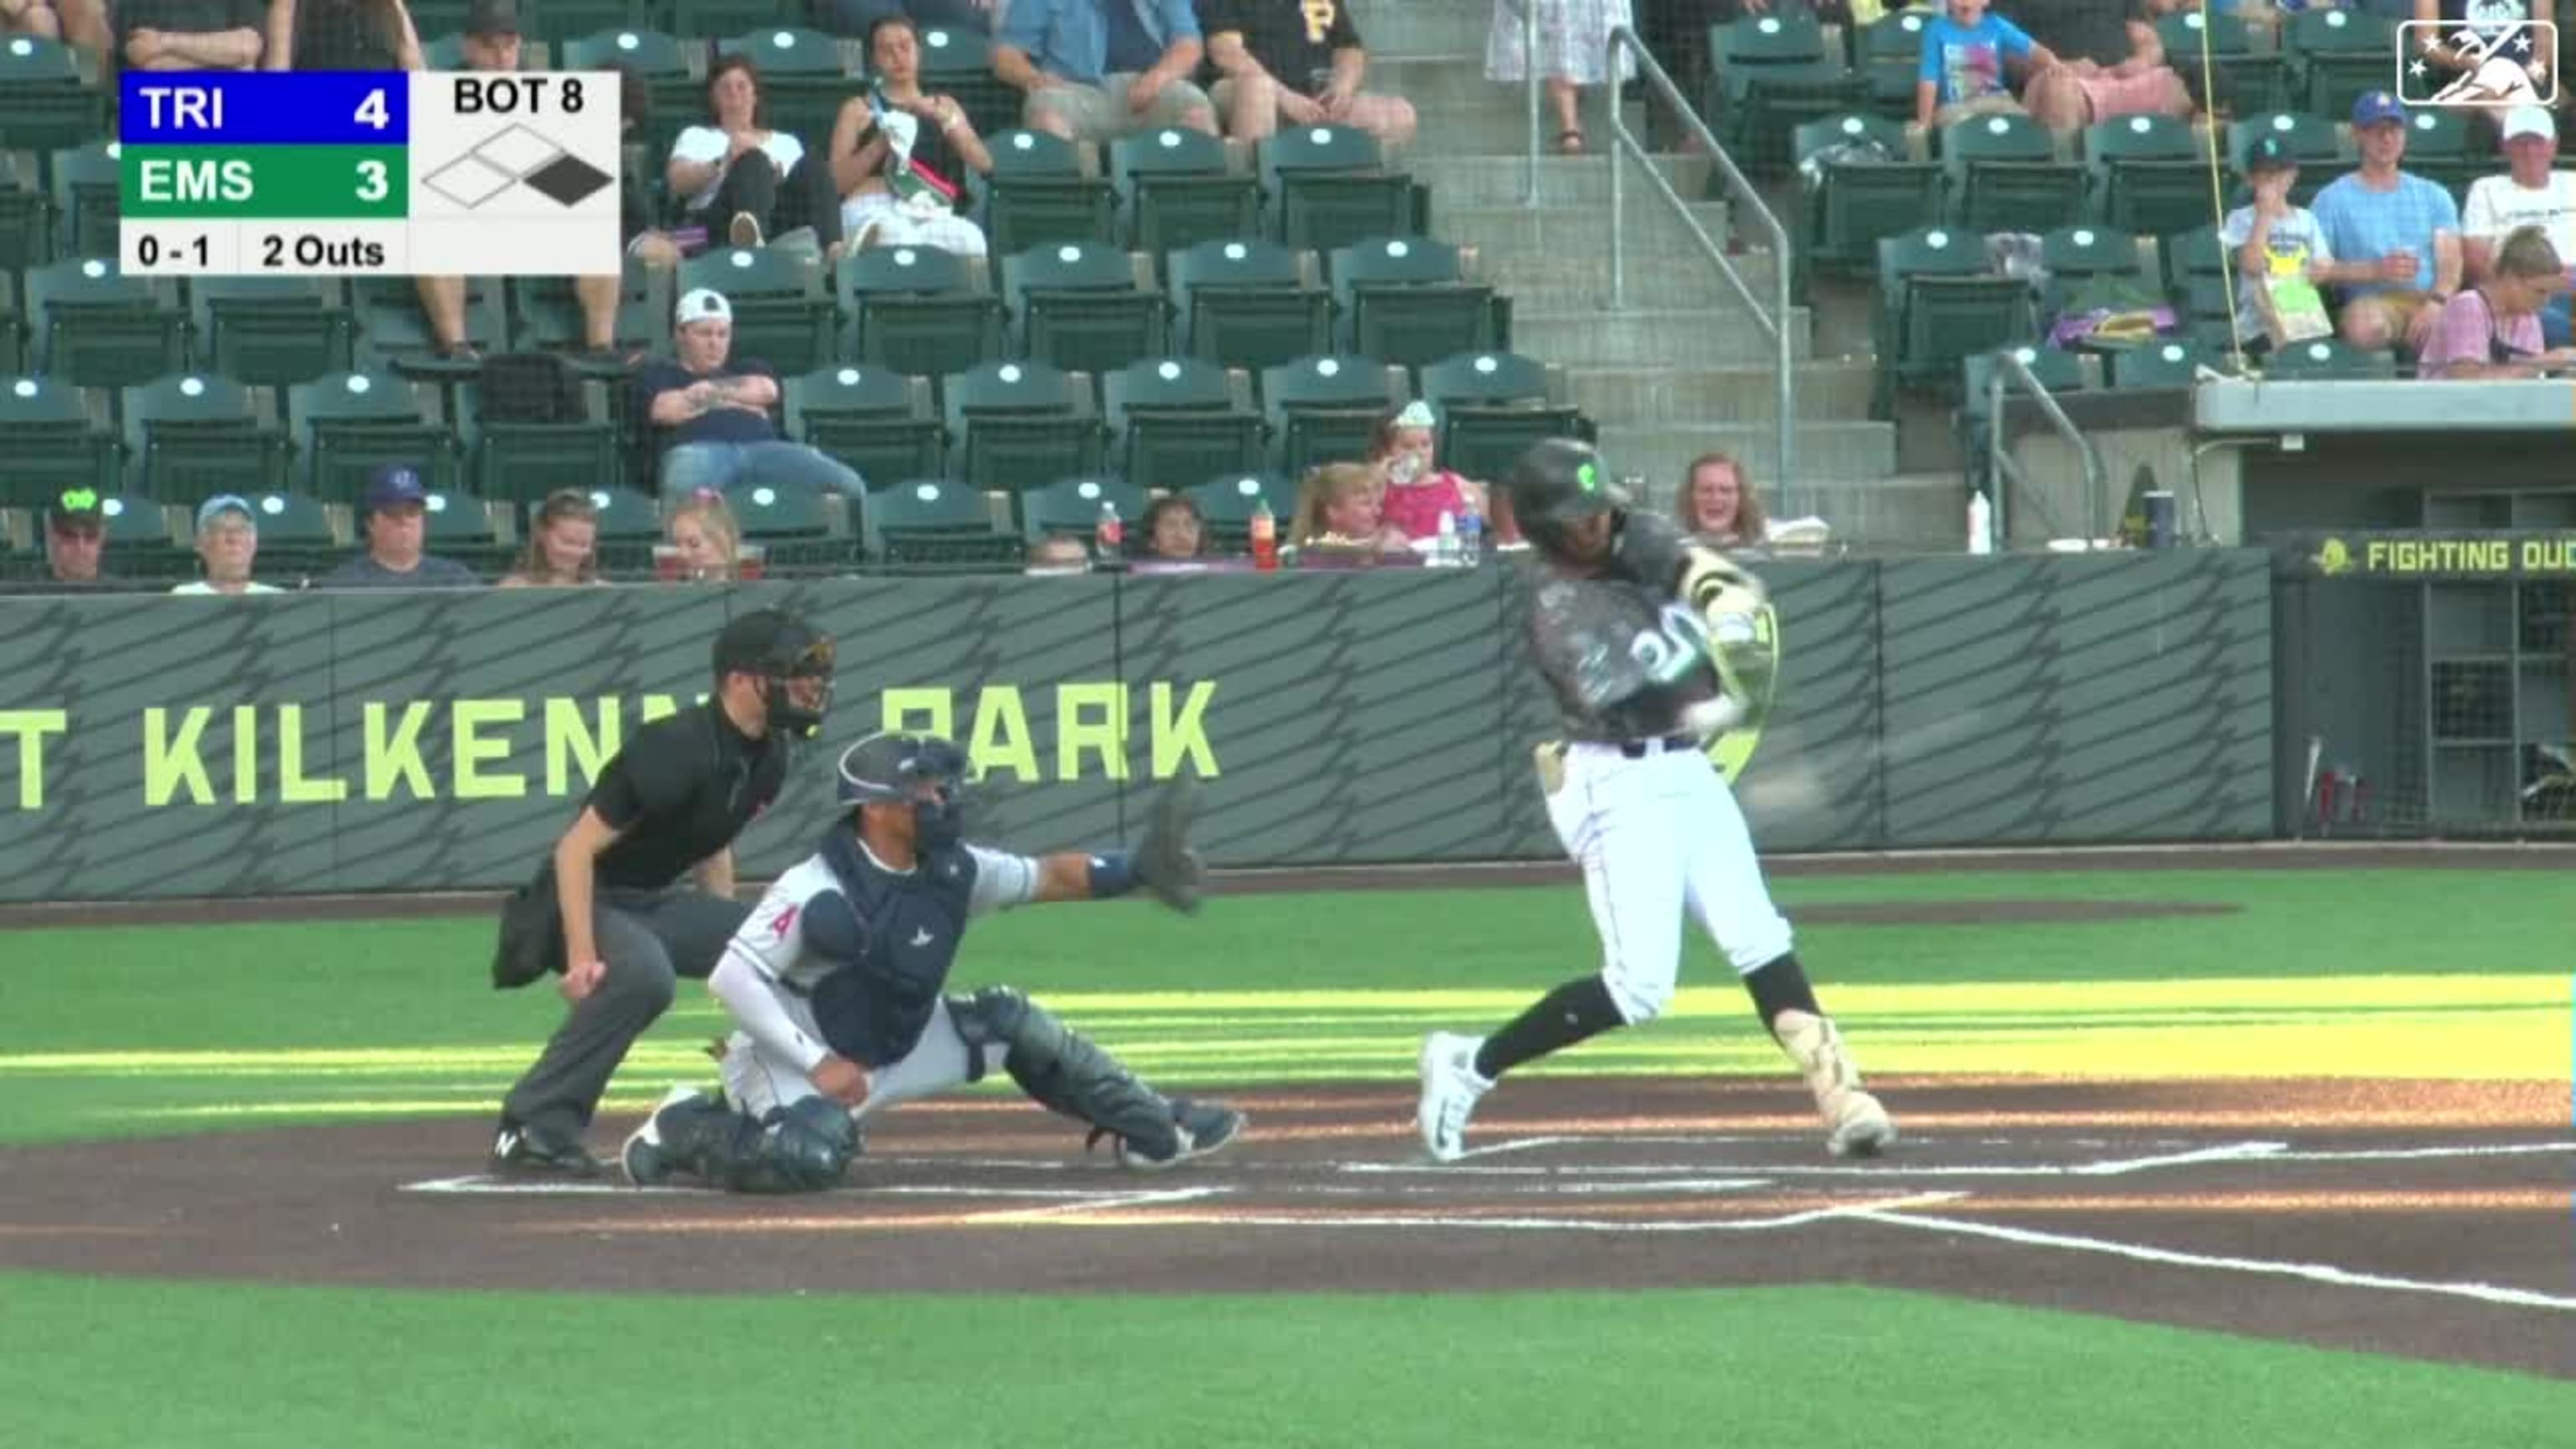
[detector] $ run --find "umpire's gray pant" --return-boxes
[501,887,752,1139]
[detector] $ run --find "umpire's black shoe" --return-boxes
[491,1120,606,1178]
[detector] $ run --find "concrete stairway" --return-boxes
[1354,0,1961,547]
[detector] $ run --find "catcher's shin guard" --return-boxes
[1773,1010,1895,1158]
[635,1091,860,1193]
[950,986,1183,1160]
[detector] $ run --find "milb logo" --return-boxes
[2397,19,2558,107]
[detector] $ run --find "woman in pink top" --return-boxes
[1368,402,1493,544]
[2418,226,2576,379]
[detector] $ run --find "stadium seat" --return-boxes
[1103,356,1264,496]
[0,374,116,503]
[24,257,187,400]
[862,475,1024,570]
[917,27,1021,146]
[782,364,947,488]
[1706,13,1857,175]
[0,275,21,375]
[2264,337,2397,380]
[714,29,854,145]
[1940,112,2084,236]
[506,260,675,358]
[0,38,109,162]
[1258,126,1423,253]
[89,492,192,578]
[1110,127,1261,271]
[1855,11,1933,120]
[1329,236,1507,372]
[1186,471,1294,552]
[559,29,696,164]
[420,488,517,574]
[1794,113,1940,281]
[2084,114,2210,238]
[1019,475,1146,545]
[1259,354,1404,477]
[724,471,853,571]
[980,131,1118,273]
[2038,224,2150,325]
[0,153,55,278]
[672,0,797,44]
[1168,237,1332,374]
[943,359,1108,501]
[582,483,663,577]
[49,142,117,260]
[1872,227,2036,418]
[234,489,346,576]
[2283,8,2397,120]
[464,355,621,502]
[2109,337,2213,389]
[535,1,652,51]
[189,277,356,397]
[350,274,506,372]
[2156,11,2285,117]
[1418,351,1591,486]
[123,372,291,503]
[678,246,835,377]
[836,243,1005,385]
[288,371,463,501]
[2227,112,2346,207]
[2158,223,2227,295]
[1003,242,1170,377]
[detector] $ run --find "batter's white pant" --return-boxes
[721,990,1008,1124]
[1542,738,1795,1024]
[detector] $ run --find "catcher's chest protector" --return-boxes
[808,843,978,1067]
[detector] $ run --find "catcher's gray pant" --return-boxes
[722,994,1006,1123]
[502,888,751,1138]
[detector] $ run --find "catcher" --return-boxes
[624,730,1243,1192]
[1415,438,1896,1162]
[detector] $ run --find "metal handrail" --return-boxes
[1523,0,1543,204]
[1598,26,1795,488]
[1985,351,2108,548]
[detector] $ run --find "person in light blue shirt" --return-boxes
[1914,0,2060,129]
[993,0,1218,143]
[2309,90,2464,353]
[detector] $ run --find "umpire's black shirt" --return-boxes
[586,703,790,891]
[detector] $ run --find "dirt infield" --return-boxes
[2,1077,2566,1379]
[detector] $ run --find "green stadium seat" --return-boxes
[581,483,663,577]
[917,27,1023,153]
[559,29,697,168]
[534,0,650,49]
[123,372,291,503]
[1103,356,1264,496]
[1186,471,1293,552]
[1418,351,1590,486]
[0,374,116,503]
[678,246,836,377]
[2158,222,2227,294]
[715,29,855,145]
[419,488,516,574]
[836,243,1005,384]
[673,0,800,44]
[943,359,1107,501]
[463,356,621,503]
[1019,475,1145,545]
[2283,8,2397,120]
[1794,113,1940,282]
[724,471,853,571]
[351,274,506,372]
[1168,237,1332,374]
[2109,337,2213,389]
[49,142,117,260]
[0,38,109,162]
[2264,337,2396,380]
[2397,107,2482,207]
[980,131,1117,273]
[1258,126,1423,254]
[2084,114,2210,239]
[862,475,1024,570]
[288,371,463,501]
[1110,127,1260,273]
[0,153,55,280]
[1940,112,2084,236]
[1707,13,1857,177]
[782,363,947,488]
[1855,12,1932,121]
[1259,354,1402,477]
[506,260,675,357]
[233,489,346,577]
[2227,112,2346,207]
[1872,226,2036,418]
[1003,242,1170,377]
[1328,236,1506,374]
[189,277,356,397]
[24,258,187,399]
[2156,11,2286,117]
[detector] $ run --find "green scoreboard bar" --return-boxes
[119,71,619,277]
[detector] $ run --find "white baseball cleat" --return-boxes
[1416,1031,1493,1163]
[1774,1010,1897,1159]
[1826,1089,1897,1159]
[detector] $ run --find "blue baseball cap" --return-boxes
[195,494,254,531]
[2351,91,2407,127]
[364,465,427,511]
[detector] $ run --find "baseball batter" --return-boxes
[1415,439,1895,1161]
[622,731,1244,1192]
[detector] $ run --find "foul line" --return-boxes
[1073,1191,1976,1233]
[1851,1208,2576,1312]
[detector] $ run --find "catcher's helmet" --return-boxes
[836,732,971,846]
[712,609,836,740]
[1504,438,1629,559]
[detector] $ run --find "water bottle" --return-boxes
[1967,490,1994,556]
[1434,509,1459,568]
[1096,498,1124,561]
[1457,494,1483,568]
[1249,498,1279,572]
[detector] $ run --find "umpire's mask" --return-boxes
[714,609,837,740]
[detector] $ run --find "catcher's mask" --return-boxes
[836,731,971,849]
[713,609,836,740]
[1504,437,1630,563]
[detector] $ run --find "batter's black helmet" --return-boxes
[712,609,836,740]
[1505,438,1629,559]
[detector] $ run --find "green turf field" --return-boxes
[3,868,2569,1441]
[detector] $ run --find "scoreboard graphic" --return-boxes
[118,71,621,278]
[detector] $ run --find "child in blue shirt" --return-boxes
[1915,0,2063,129]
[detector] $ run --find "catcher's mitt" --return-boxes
[1133,776,1206,915]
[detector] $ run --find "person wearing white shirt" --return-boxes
[664,55,841,252]
[2461,104,2576,347]
[169,495,283,596]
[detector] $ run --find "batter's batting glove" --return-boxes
[1133,776,1206,916]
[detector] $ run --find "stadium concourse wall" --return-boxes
[0,550,2274,903]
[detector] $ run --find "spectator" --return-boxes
[402,0,517,362]
[812,0,995,41]
[662,491,744,582]
[2462,105,2576,350]
[830,15,995,256]
[263,0,418,70]
[2007,0,2191,132]
[994,0,1219,144]
[1488,0,1633,154]
[1287,461,1408,553]
[2219,134,2334,353]
[1368,402,1488,544]
[122,0,268,70]
[171,495,283,595]
[1914,0,2060,131]
[316,465,482,589]
[38,489,112,589]
[2,0,62,39]
[1140,494,1205,559]
[1673,452,1773,546]
[2417,226,2576,377]
[2312,91,2464,354]
[667,55,844,252]
[1202,0,1416,148]
[498,489,604,587]
[1026,532,1093,574]
[638,288,866,499]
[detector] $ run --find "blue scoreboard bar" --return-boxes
[118,72,413,146]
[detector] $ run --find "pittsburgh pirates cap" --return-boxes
[676,288,732,327]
